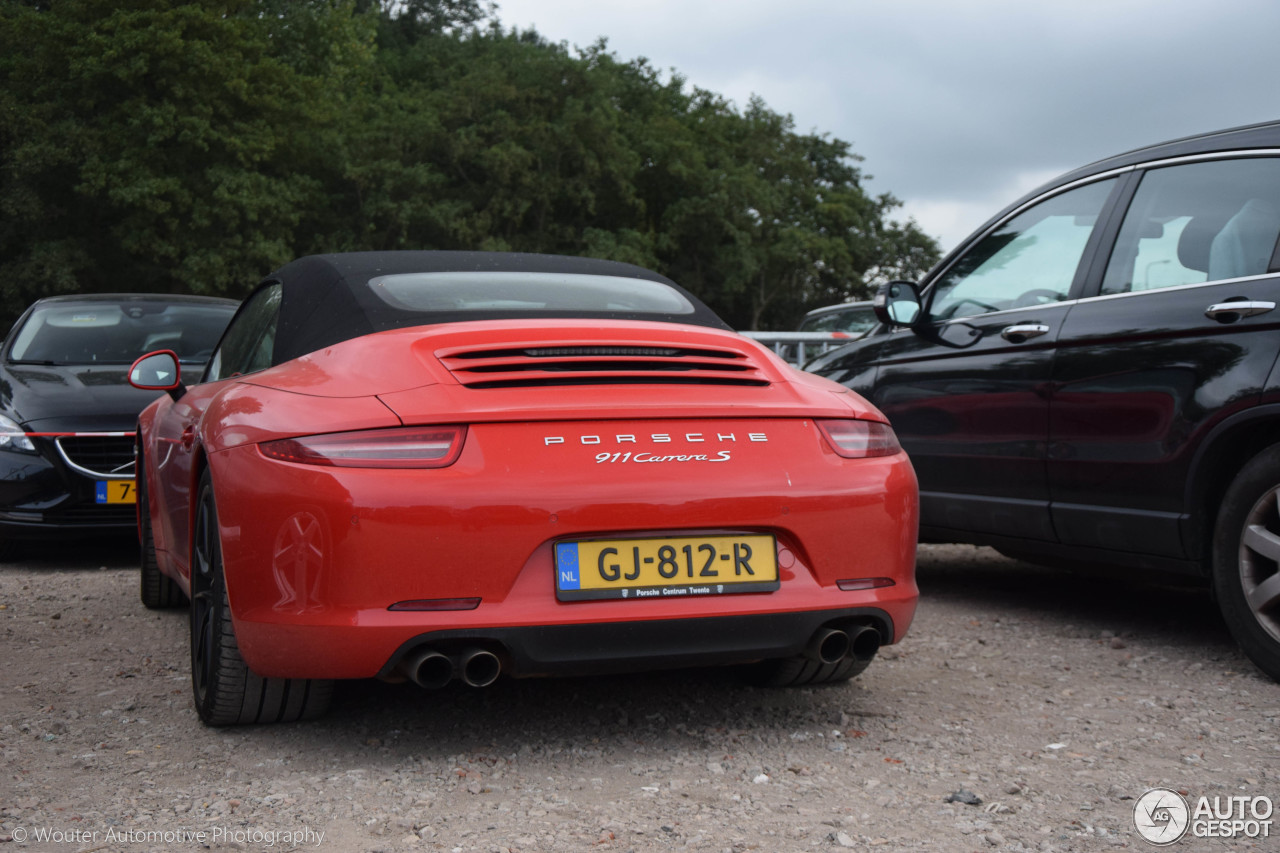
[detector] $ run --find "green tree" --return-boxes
[0,0,939,331]
[332,13,939,328]
[0,0,376,317]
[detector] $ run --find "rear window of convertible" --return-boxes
[368,272,697,317]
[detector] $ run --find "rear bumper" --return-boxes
[206,418,920,680]
[230,567,918,680]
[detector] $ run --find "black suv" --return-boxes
[809,121,1280,681]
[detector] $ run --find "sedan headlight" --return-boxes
[0,414,36,453]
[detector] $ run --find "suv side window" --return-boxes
[205,284,282,382]
[1100,158,1280,295]
[928,179,1117,322]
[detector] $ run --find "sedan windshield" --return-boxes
[8,301,236,365]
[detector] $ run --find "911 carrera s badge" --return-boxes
[595,450,731,464]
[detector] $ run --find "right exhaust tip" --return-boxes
[848,625,881,662]
[460,648,502,688]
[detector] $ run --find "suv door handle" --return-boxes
[1000,323,1050,343]
[1205,301,1276,321]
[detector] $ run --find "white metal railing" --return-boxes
[739,331,858,367]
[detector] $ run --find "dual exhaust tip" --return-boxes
[404,647,501,689]
[806,625,881,666]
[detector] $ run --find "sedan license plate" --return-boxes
[95,479,136,504]
[555,534,779,601]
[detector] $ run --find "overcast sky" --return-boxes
[494,0,1280,253]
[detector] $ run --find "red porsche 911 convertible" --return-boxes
[130,252,918,725]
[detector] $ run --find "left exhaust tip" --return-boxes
[405,648,454,689]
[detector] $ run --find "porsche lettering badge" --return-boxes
[544,432,767,446]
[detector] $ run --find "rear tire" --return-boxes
[138,451,184,609]
[190,469,333,725]
[1212,446,1280,682]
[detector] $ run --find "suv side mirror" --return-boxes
[873,281,922,327]
[129,350,185,400]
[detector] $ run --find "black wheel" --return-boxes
[190,469,333,725]
[1213,446,1280,682]
[747,654,870,687]
[138,450,184,609]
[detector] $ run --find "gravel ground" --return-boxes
[2,539,1278,853]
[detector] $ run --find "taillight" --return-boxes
[260,425,467,469]
[816,419,900,458]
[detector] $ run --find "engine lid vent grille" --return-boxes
[437,343,770,389]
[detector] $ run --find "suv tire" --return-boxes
[1213,445,1280,681]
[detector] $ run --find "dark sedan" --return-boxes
[0,294,237,554]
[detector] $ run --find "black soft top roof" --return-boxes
[266,251,729,363]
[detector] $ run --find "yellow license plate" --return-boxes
[95,479,136,504]
[555,534,779,601]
